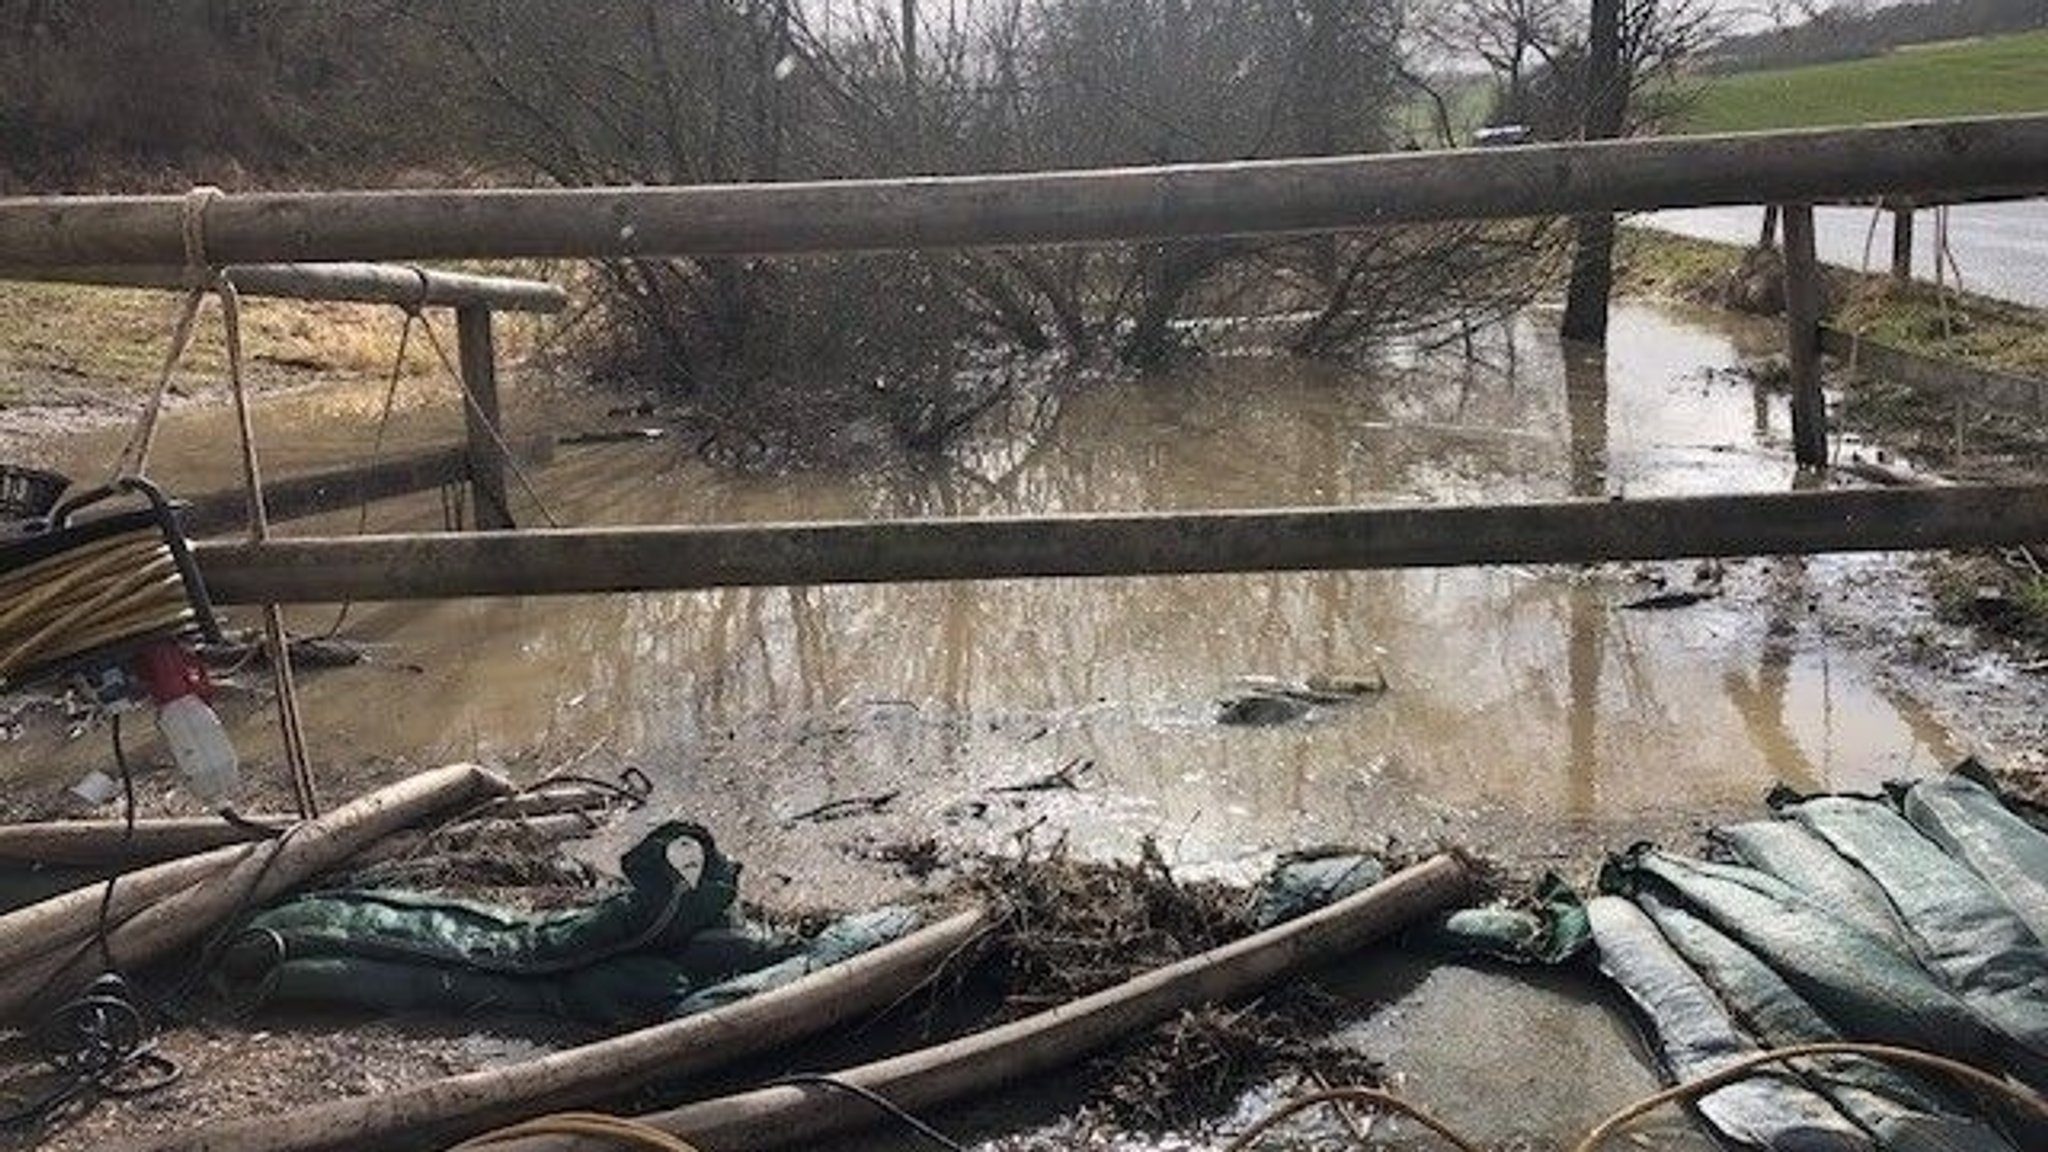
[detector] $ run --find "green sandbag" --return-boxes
[1247,852,1385,929]
[1414,874,1592,964]
[1602,849,2003,1072]
[223,822,799,1025]
[1900,773,2048,945]
[242,822,750,974]
[1637,892,2016,1152]
[1712,821,1907,948]
[1780,794,2048,1089]
[672,907,920,1016]
[1585,896,1874,1151]
[252,953,693,1024]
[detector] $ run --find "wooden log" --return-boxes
[348,811,608,869]
[0,262,566,313]
[482,853,1475,1152]
[458,306,515,531]
[181,446,466,537]
[0,843,248,974]
[1782,204,1829,468]
[151,908,991,1152]
[2,119,2046,265]
[0,782,619,870]
[0,816,274,869]
[0,764,512,1024]
[185,485,2048,605]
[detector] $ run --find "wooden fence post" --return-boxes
[457,305,515,530]
[1891,205,1915,282]
[1782,203,1828,468]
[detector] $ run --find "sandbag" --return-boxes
[1779,793,2048,1089]
[1711,820,1906,948]
[1585,895,1873,1151]
[1637,892,2016,1152]
[1900,772,2048,945]
[1246,852,1385,929]
[221,822,804,1025]
[1601,848,2002,1070]
[1413,873,1591,964]
[670,907,921,1017]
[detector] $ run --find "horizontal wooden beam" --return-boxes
[179,437,557,538]
[189,485,2048,604]
[180,446,470,537]
[3,118,2046,265]
[0,262,566,312]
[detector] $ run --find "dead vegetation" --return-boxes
[967,838,1387,1130]
[1093,993,1384,1130]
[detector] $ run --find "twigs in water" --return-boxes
[990,758,1095,794]
[972,838,1380,1130]
[782,791,901,825]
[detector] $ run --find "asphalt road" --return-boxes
[1642,199,2048,308]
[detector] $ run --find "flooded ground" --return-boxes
[7,299,2044,1149]
[16,303,1982,860]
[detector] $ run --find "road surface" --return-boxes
[1642,200,2048,308]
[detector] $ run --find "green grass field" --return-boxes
[1684,29,2048,133]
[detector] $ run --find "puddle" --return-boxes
[12,302,1969,871]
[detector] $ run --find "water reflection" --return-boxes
[15,304,1960,859]
[1564,341,1608,815]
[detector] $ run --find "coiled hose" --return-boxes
[0,527,196,688]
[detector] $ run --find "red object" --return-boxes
[133,641,213,704]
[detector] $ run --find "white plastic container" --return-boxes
[156,695,241,806]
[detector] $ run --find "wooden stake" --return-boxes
[457,306,515,531]
[1783,203,1828,468]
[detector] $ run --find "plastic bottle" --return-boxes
[155,694,241,806]
[134,641,241,806]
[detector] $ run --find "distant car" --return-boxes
[1473,124,1531,147]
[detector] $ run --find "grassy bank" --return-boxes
[0,281,441,409]
[1616,228,2048,380]
[1684,31,2048,133]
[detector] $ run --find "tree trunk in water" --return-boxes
[1560,0,1627,345]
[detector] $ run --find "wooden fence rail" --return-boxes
[190,485,2048,605]
[0,262,565,312]
[1,118,2045,266]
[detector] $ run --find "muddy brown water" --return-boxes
[4,300,2015,1148]
[17,303,1959,850]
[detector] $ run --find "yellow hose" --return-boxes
[449,1112,703,1151]
[0,531,196,686]
[1572,1041,2048,1152]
